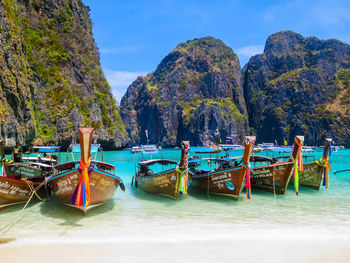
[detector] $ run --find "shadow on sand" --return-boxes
[39,196,115,227]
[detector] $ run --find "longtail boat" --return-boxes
[133,141,191,199]
[0,141,52,209]
[190,136,255,200]
[289,138,332,190]
[250,136,304,195]
[47,128,125,214]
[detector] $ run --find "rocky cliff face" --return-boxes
[243,31,350,146]
[120,37,248,147]
[0,0,129,149]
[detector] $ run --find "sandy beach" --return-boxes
[1,236,350,263]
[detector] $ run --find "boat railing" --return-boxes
[55,160,116,174]
[66,144,103,162]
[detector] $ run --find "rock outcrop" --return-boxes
[121,37,248,146]
[0,0,129,149]
[243,31,350,146]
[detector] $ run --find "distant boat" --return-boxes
[189,146,221,160]
[133,141,191,199]
[0,143,60,209]
[290,138,332,190]
[47,128,125,214]
[269,146,313,153]
[130,146,142,153]
[250,136,304,195]
[219,144,244,150]
[190,136,255,200]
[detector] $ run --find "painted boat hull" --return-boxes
[289,162,327,190]
[47,168,123,214]
[0,176,48,209]
[251,162,292,195]
[136,168,189,199]
[191,166,246,200]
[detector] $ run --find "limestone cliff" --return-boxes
[243,31,350,146]
[120,37,248,147]
[0,0,129,149]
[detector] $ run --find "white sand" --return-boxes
[1,236,350,263]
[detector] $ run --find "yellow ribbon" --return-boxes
[290,155,299,195]
[315,156,329,189]
[176,167,188,195]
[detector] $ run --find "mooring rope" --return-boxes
[0,179,47,241]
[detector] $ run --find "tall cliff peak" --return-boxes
[121,36,248,147]
[243,30,350,146]
[0,0,129,149]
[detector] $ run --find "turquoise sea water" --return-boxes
[1,149,350,261]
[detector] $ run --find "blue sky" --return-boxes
[83,0,350,103]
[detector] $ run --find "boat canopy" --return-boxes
[189,156,241,164]
[208,156,242,163]
[141,145,159,155]
[69,144,101,153]
[139,159,177,166]
[189,146,219,153]
[250,155,274,163]
[219,144,243,150]
[269,147,293,153]
[32,146,61,153]
[22,156,57,163]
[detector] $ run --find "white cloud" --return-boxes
[236,45,264,58]
[104,70,147,104]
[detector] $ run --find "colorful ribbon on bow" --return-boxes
[315,156,330,189]
[177,145,190,195]
[290,155,299,195]
[295,138,303,172]
[324,143,331,188]
[241,160,254,199]
[70,157,92,207]
[176,167,188,195]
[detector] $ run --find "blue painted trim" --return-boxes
[48,169,78,182]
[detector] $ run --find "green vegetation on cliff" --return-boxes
[121,36,248,146]
[0,0,128,148]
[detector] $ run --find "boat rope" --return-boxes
[25,180,46,201]
[0,179,46,242]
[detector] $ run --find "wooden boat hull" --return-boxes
[251,162,292,195]
[191,166,246,200]
[47,168,123,214]
[289,162,326,190]
[0,176,48,209]
[136,168,191,199]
